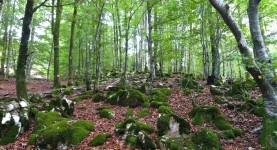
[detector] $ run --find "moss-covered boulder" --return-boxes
[157,113,191,137]
[181,77,204,90]
[260,115,277,149]
[210,85,229,96]
[115,119,156,149]
[93,93,106,102]
[149,88,172,103]
[30,111,94,149]
[90,132,112,147]
[0,98,30,145]
[158,106,174,114]
[191,128,222,150]
[52,87,74,95]
[43,96,74,117]
[226,80,255,99]
[189,105,232,130]
[107,89,148,107]
[99,108,115,119]
[221,128,244,139]
[150,101,169,108]
[158,134,193,150]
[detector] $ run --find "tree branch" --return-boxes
[33,0,48,13]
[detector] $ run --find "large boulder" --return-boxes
[29,111,95,149]
[0,98,30,145]
[43,96,74,117]
[210,85,229,96]
[107,89,148,108]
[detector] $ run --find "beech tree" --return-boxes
[209,0,277,148]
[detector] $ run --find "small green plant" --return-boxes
[90,133,112,147]
[137,109,150,118]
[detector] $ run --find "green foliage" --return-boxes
[137,109,150,118]
[221,128,244,139]
[150,101,169,108]
[214,96,228,104]
[90,133,112,147]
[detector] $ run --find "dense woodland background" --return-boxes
[0,0,277,149]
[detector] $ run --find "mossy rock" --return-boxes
[99,108,115,119]
[90,132,112,147]
[150,88,172,97]
[137,131,156,150]
[52,87,74,96]
[107,89,148,107]
[189,105,232,130]
[142,102,150,108]
[159,134,194,150]
[210,85,229,96]
[227,80,254,99]
[125,135,138,147]
[30,112,95,149]
[115,119,154,135]
[181,77,203,90]
[93,93,106,102]
[157,113,191,137]
[137,109,150,118]
[221,128,244,139]
[42,96,74,117]
[191,128,222,150]
[239,99,265,117]
[72,94,91,102]
[0,99,30,145]
[214,96,228,104]
[158,106,174,114]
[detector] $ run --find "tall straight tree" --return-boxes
[68,0,78,86]
[209,0,277,149]
[53,0,62,88]
[16,0,48,100]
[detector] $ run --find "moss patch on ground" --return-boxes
[189,105,232,130]
[191,128,222,150]
[90,132,112,147]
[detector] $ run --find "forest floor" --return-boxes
[0,76,262,150]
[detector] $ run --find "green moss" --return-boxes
[135,121,155,133]
[90,133,112,147]
[137,131,156,149]
[137,109,150,118]
[28,134,36,145]
[232,128,244,136]
[213,116,232,130]
[29,94,42,103]
[72,95,91,102]
[71,127,89,145]
[126,135,137,147]
[33,111,65,132]
[158,106,174,114]
[181,77,204,90]
[116,119,154,134]
[0,124,20,145]
[191,128,222,150]
[252,107,265,117]
[189,105,232,130]
[93,93,106,102]
[96,106,111,111]
[221,130,235,139]
[126,109,134,118]
[259,115,277,149]
[72,120,95,131]
[29,107,39,119]
[150,101,169,108]
[99,109,114,119]
[142,102,150,108]
[107,89,148,107]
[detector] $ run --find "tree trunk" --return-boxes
[26,23,35,79]
[209,0,277,149]
[16,0,35,100]
[147,2,155,82]
[200,4,209,79]
[53,0,62,88]
[1,26,8,75]
[68,0,78,86]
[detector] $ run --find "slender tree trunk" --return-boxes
[26,23,35,79]
[209,0,277,148]
[53,0,62,88]
[147,2,155,81]
[16,0,35,100]
[1,26,8,75]
[200,4,209,79]
[116,1,122,72]
[68,0,78,86]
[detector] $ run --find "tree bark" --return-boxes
[16,0,35,100]
[53,0,62,88]
[200,4,209,79]
[68,0,78,86]
[147,2,155,82]
[209,0,277,148]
